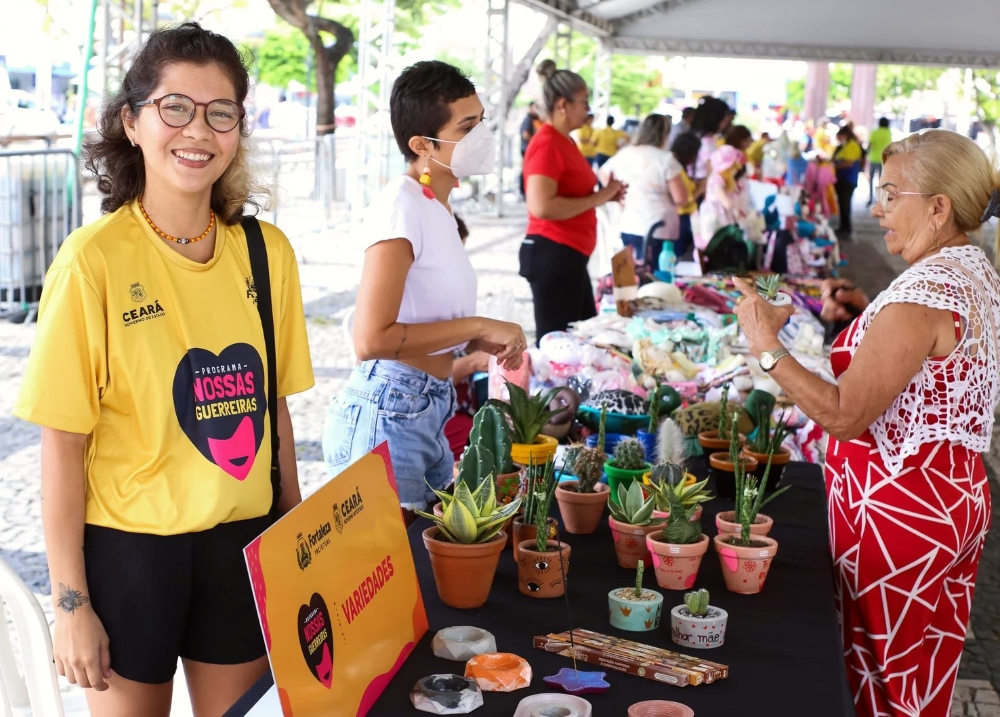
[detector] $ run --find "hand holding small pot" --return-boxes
[732,277,795,358]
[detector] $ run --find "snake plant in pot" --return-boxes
[555,444,610,535]
[607,480,664,569]
[604,437,652,505]
[670,589,728,650]
[647,461,712,524]
[742,405,792,494]
[417,478,522,609]
[609,560,664,632]
[516,458,571,598]
[645,485,710,591]
[488,381,563,466]
[708,411,757,501]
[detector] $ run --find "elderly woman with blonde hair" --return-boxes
[735,129,1000,717]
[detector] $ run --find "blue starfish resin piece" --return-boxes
[543,668,611,694]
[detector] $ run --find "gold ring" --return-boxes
[735,295,745,306]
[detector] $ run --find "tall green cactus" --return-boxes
[456,444,496,491]
[684,588,710,617]
[470,404,514,474]
[634,560,645,599]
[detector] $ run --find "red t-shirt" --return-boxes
[523,123,598,256]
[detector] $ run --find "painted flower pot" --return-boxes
[651,505,703,523]
[741,446,791,494]
[511,516,558,555]
[608,516,663,569]
[608,587,664,632]
[555,482,609,535]
[604,461,653,505]
[510,435,559,467]
[585,432,629,454]
[516,540,571,598]
[635,429,658,463]
[628,701,695,717]
[697,429,746,454]
[645,533,710,591]
[423,527,506,609]
[713,533,779,595]
[715,510,773,538]
[670,603,728,651]
[708,452,758,501]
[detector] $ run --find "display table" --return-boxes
[225,459,854,717]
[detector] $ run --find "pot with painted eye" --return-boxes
[515,540,571,599]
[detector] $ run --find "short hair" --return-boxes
[83,22,264,223]
[725,125,752,148]
[761,131,771,139]
[879,117,890,128]
[607,115,615,126]
[455,214,469,242]
[691,96,732,137]
[389,61,476,163]
[681,107,696,120]
[883,129,1000,265]
[535,60,587,120]
[633,114,672,149]
[671,131,701,167]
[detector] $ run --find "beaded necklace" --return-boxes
[138,199,215,245]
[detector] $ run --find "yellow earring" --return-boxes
[419,159,434,199]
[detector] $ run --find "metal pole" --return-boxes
[99,0,110,100]
[150,0,158,31]
[75,0,99,158]
[134,0,142,47]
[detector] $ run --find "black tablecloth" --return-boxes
[227,459,855,717]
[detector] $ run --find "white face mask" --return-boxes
[422,122,496,177]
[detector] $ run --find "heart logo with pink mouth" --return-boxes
[172,344,266,480]
[298,593,335,689]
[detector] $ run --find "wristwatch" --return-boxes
[759,348,790,373]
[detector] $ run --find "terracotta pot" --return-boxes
[496,467,524,547]
[555,482,609,535]
[516,540,571,598]
[697,429,746,454]
[604,461,653,505]
[645,533,710,591]
[422,527,506,609]
[651,505,703,523]
[708,452,758,502]
[608,586,664,632]
[741,446,790,494]
[628,701,694,717]
[510,435,559,466]
[715,510,773,538]
[670,603,728,650]
[713,533,779,595]
[511,516,558,554]
[608,516,663,569]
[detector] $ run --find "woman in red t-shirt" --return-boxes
[520,60,626,344]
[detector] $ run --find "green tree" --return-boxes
[972,69,1000,146]
[876,65,944,114]
[556,37,665,117]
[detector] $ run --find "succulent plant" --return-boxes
[648,462,713,514]
[455,444,495,492]
[659,485,703,545]
[755,274,782,301]
[684,588,710,617]
[647,384,665,433]
[525,457,561,553]
[750,407,792,456]
[469,404,515,474]
[634,560,645,599]
[488,382,565,445]
[607,480,662,526]
[610,437,648,471]
[728,419,791,546]
[414,479,521,544]
[596,403,608,458]
[569,444,605,493]
[717,381,732,436]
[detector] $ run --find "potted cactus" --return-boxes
[512,457,559,552]
[488,382,563,466]
[670,589,728,650]
[645,486,710,591]
[714,434,787,594]
[716,420,790,541]
[742,404,792,494]
[635,384,665,462]
[697,383,746,453]
[416,479,521,609]
[607,480,664,569]
[647,461,712,524]
[516,459,571,598]
[608,560,663,632]
[755,273,792,307]
[469,404,521,500]
[555,444,610,535]
[585,403,628,454]
[604,437,652,505]
[708,412,757,501]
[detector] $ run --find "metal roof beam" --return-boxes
[515,0,614,37]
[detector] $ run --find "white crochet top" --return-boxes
[847,245,1000,474]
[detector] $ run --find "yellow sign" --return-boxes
[244,443,428,716]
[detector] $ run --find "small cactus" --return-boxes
[755,274,781,300]
[661,488,702,545]
[570,445,605,493]
[596,403,608,458]
[634,560,644,599]
[456,444,495,491]
[717,381,731,435]
[611,437,648,471]
[684,588,710,617]
[647,384,664,433]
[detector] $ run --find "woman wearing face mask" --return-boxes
[520,60,626,344]
[734,129,1000,717]
[323,61,526,519]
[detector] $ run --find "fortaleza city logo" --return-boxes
[295,532,312,571]
[122,282,165,327]
[298,593,334,689]
[171,344,267,481]
[334,487,365,534]
[302,519,333,558]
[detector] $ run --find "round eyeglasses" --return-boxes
[134,94,244,133]
[872,186,932,212]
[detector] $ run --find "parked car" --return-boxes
[0,91,61,138]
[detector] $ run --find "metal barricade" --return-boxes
[0,149,82,315]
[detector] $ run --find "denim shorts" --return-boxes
[322,360,457,509]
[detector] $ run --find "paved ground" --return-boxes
[3,195,1000,714]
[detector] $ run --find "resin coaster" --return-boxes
[411,674,484,714]
[465,652,532,692]
[542,668,611,694]
[432,626,497,662]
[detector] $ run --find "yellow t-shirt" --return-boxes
[13,202,315,535]
[835,139,863,163]
[594,127,627,157]
[576,124,597,158]
[746,138,768,168]
[678,170,697,215]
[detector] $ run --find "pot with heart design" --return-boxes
[646,533,710,591]
[714,533,779,595]
[516,540,571,598]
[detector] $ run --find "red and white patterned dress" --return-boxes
[825,246,999,717]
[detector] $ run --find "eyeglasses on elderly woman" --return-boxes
[871,185,932,212]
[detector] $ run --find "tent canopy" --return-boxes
[538,0,1000,67]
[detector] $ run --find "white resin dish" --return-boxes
[432,626,498,662]
[513,693,593,717]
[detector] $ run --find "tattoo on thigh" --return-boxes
[57,583,89,613]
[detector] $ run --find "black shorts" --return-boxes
[84,515,272,684]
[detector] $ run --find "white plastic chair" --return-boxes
[342,305,356,364]
[0,559,63,717]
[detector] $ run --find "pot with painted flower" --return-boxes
[608,561,663,632]
[607,481,664,569]
[645,484,709,591]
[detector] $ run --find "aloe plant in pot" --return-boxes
[555,444,610,535]
[604,437,652,505]
[607,480,664,569]
[609,560,663,632]
[416,479,521,609]
[516,458,571,598]
[488,382,563,466]
[647,461,712,524]
[755,273,792,307]
[645,486,710,591]
[670,589,728,650]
